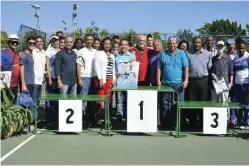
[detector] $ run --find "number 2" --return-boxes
[211,112,219,128]
[66,109,74,124]
[138,101,144,120]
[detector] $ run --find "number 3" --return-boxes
[66,109,74,124]
[211,112,219,128]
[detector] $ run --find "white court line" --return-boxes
[0,131,41,162]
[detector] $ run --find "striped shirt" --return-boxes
[106,55,114,78]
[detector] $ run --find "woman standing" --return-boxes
[93,37,116,122]
[73,38,84,56]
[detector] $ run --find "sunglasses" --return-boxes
[9,41,19,45]
[28,42,36,45]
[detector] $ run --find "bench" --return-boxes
[176,101,244,137]
[34,94,110,135]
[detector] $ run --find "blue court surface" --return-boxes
[1,131,249,165]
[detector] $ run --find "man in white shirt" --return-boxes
[45,35,60,122]
[77,34,97,114]
[32,36,46,110]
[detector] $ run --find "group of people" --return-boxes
[1,31,249,130]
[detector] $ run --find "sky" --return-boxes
[1,1,249,36]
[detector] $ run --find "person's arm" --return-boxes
[76,52,83,88]
[228,57,234,89]
[55,52,62,88]
[115,56,121,78]
[157,54,163,87]
[20,64,27,92]
[181,52,189,88]
[207,52,213,69]
[112,55,116,87]
[46,56,52,86]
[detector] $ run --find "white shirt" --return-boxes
[77,47,97,78]
[45,47,60,79]
[93,51,116,83]
[32,48,46,85]
[73,48,80,57]
[234,52,249,84]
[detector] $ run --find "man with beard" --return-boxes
[132,35,150,86]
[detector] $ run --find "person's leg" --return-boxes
[10,86,19,104]
[117,92,125,119]
[60,85,69,95]
[210,88,219,102]
[69,84,77,95]
[81,77,91,114]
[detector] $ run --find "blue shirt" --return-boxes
[157,49,189,86]
[115,51,136,72]
[20,52,35,85]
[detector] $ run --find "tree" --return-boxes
[99,29,110,40]
[21,31,38,50]
[176,29,194,43]
[1,31,8,49]
[152,32,161,40]
[246,23,249,34]
[72,28,84,39]
[196,19,247,41]
[84,21,100,35]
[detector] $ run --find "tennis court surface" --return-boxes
[1,131,249,165]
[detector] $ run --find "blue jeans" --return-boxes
[117,92,127,117]
[60,84,77,95]
[32,84,42,120]
[231,83,249,124]
[80,77,91,113]
[161,84,184,117]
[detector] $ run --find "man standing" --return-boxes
[185,37,212,127]
[226,39,236,60]
[77,34,97,113]
[210,41,233,101]
[128,34,136,48]
[206,36,217,57]
[112,34,120,44]
[149,39,163,86]
[157,37,189,128]
[132,35,150,86]
[1,34,20,103]
[32,36,46,108]
[147,34,154,49]
[55,36,77,95]
[20,36,36,119]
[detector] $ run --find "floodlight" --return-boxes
[73,4,79,10]
[31,4,40,9]
[62,20,67,24]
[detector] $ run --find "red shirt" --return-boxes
[130,46,149,82]
[7,49,20,87]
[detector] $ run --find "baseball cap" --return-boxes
[217,41,225,45]
[226,39,235,45]
[50,35,59,41]
[8,34,19,41]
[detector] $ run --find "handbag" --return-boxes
[16,90,34,107]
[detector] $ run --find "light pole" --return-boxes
[31,4,40,34]
[62,20,68,33]
[72,4,79,37]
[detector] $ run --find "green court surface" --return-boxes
[1,132,249,165]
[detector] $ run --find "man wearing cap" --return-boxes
[0,34,20,103]
[45,35,60,122]
[210,41,233,101]
[226,39,236,60]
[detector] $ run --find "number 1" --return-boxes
[139,101,144,120]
